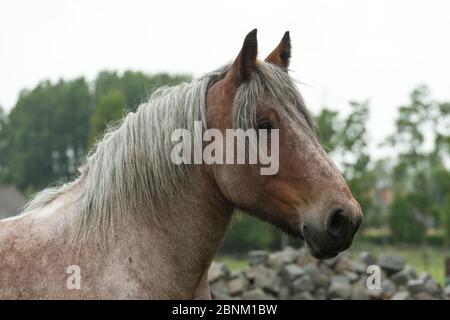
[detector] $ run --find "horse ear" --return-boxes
[265,31,291,70]
[226,29,258,86]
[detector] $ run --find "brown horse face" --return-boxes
[206,30,363,259]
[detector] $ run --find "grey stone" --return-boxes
[335,256,356,273]
[304,265,330,289]
[290,275,314,293]
[423,279,442,298]
[321,255,341,268]
[351,280,370,300]
[414,292,437,300]
[391,291,411,300]
[291,291,315,300]
[381,279,397,299]
[280,246,300,264]
[266,252,282,270]
[328,275,351,299]
[353,261,368,274]
[280,264,305,283]
[210,279,228,296]
[390,265,417,286]
[358,251,376,266]
[378,254,406,275]
[227,275,248,296]
[253,266,279,292]
[315,288,328,300]
[444,284,450,297]
[208,262,229,283]
[248,250,269,266]
[342,270,359,282]
[242,288,274,300]
[407,279,425,295]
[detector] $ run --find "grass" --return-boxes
[216,243,450,285]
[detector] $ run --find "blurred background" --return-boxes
[0,0,449,295]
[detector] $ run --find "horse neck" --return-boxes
[121,167,233,296]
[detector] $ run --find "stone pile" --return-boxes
[208,247,450,300]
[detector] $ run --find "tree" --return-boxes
[388,192,427,243]
[315,101,375,228]
[387,85,450,233]
[0,105,7,181]
[1,78,92,192]
[88,90,126,146]
[94,70,191,112]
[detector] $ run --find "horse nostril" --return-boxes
[327,209,350,240]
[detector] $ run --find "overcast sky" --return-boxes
[1,0,449,157]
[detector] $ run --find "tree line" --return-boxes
[0,72,449,251]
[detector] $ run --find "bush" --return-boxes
[220,212,282,254]
[388,193,427,243]
[441,195,450,244]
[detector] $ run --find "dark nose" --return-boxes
[326,208,362,240]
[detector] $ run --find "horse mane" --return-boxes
[21,62,313,243]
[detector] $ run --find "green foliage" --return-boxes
[388,192,427,243]
[441,195,450,244]
[314,101,375,228]
[0,71,190,192]
[314,108,340,152]
[221,213,282,253]
[0,79,92,190]
[88,90,126,146]
[94,71,191,112]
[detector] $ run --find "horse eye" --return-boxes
[258,121,272,134]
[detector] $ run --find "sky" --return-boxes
[1,0,449,158]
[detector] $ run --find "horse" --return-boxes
[0,29,363,299]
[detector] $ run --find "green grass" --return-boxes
[215,255,249,272]
[217,243,449,285]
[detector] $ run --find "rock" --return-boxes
[351,279,370,300]
[290,275,314,293]
[280,264,305,283]
[391,291,411,300]
[422,279,442,298]
[208,262,229,283]
[210,279,229,297]
[292,291,315,300]
[358,251,376,266]
[407,279,425,295]
[227,275,248,296]
[253,266,279,293]
[353,261,368,274]
[304,265,330,289]
[390,265,417,286]
[209,249,445,300]
[266,252,284,270]
[315,288,328,300]
[414,292,437,300]
[444,284,450,298]
[242,288,274,300]
[381,279,397,299]
[328,275,351,299]
[248,250,269,266]
[378,254,406,275]
[335,256,356,273]
[342,270,359,282]
[321,255,341,268]
[280,246,300,264]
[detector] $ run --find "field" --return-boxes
[217,243,449,285]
